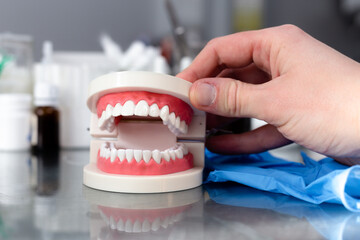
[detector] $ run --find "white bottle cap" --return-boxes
[34,82,58,107]
[0,93,32,111]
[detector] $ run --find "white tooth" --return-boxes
[181,144,188,155]
[112,103,122,116]
[101,148,106,157]
[110,216,116,229]
[99,147,104,157]
[98,111,106,128]
[161,151,170,162]
[106,122,115,132]
[172,129,181,136]
[142,219,151,232]
[110,148,117,162]
[122,101,135,116]
[168,124,180,136]
[160,105,169,122]
[118,149,125,162]
[125,219,133,233]
[126,149,134,163]
[133,220,142,233]
[103,143,108,151]
[100,110,106,120]
[175,148,183,159]
[149,104,160,117]
[105,104,113,119]
[151,218,161,231]
[98,118,103,129]
[134,150,142,163]
[170,214,177,223]
[175,116,181,129]
[169,112,176,126]
[169,150,176,160]
[143,150,151,163]
[134,100,149,116]
[169,124,176,132]
[117,218,125,231]
[152,150,161,164]
[161,216,170,228]
[180,121,188,134]
[99,210,109,225]
[105,148,111,159]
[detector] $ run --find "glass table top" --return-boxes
[0,150,359,240]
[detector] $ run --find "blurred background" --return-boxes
[1,0,360,155]
[2,0,360,60]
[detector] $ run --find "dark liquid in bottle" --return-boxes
[32,106,59,153]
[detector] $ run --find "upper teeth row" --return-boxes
[100,210,184,233]
[98,101,188,135]
[99,143,188,164]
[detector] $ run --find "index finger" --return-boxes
[177,26,280,82]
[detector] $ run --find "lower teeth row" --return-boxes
[99,143,188,164]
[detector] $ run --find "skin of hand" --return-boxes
[177,24,360,166]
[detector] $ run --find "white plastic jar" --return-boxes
[0,94,32,151]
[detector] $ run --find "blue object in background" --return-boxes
[204,150,360,212]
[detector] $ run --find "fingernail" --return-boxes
[195,83,216,106]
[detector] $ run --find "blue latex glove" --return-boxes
[204,150,360,212]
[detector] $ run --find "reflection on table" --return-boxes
[204,182,360,240]
[0,150,358,240]
[84,185,204,239]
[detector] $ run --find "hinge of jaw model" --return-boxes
[83,71,206,193]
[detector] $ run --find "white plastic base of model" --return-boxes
[83,163,203,193]
[83,184,203,209]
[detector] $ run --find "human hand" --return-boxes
[177,24,360,165]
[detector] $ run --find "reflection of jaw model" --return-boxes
[83,186,203,236]
[83,71,205,193]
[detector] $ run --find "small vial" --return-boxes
[31,82,59,153]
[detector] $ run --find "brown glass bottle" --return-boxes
[31,82,60,154]
[32,106,59,152]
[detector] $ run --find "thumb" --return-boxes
[189,78,268,119]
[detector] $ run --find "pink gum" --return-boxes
[96,91,193,125]
[97,151,193,175]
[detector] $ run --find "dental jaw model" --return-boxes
[83,71,205,193]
